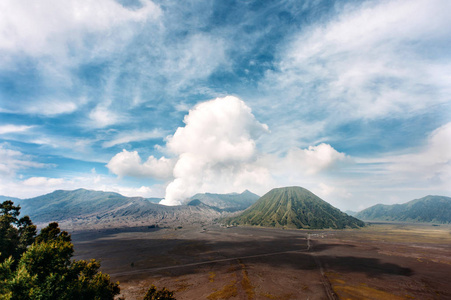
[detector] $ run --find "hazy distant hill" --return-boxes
[227,186,365,229]
[355,195,451,223]
[344,210,357,217]
[17,189,132,222]
[0,195,22,203]
[189,190,260,212]
[4,189,221,229]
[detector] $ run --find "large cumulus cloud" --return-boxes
[161,96,270,205]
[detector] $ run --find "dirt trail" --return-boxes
[308,234,338,300]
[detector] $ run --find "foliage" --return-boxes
[0,201,120,300]
[0,200,176,299]
[143,285,176,300]
[0,201,37,263]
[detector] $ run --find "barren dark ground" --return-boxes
[71,223,451,300]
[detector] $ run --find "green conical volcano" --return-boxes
[227,186,365,229]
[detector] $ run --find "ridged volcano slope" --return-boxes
[227,186,365,229]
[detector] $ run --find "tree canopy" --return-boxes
[0,201,119,299]
[0,200,176,299]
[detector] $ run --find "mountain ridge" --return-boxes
[355,195,451,223]
[189,190,260,212]
[2,188,221,229]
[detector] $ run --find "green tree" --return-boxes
[0,201,175,299]
[0,201,36,263]
[0,201,120,300]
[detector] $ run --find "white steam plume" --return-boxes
[159,96,269,205]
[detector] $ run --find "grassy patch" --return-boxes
[241,268,255,299]
[207,280,238,300]
[327,272,413,300]
[334,285,410,300]
[209,271,216,283]
[357,223,451,244]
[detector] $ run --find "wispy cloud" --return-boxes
[0,144,51,176]
[0,0,162,121]
[161,33,229,93]
[0,125,34,134]
[262,0,451,121]
[0,0,161,59]
[27,99,78,116]
[102,129,166,148]
[382,122,451,187]
[89,100,121,128]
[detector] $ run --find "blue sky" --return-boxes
[0,0,450,210]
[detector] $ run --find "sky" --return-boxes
[0,0,450,211]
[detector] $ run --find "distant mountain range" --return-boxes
[189,190,260,212]
[0,195,21,203]
[1,189,223,229]
[227,186,365,229]
[3,189,448,229]
[355,195,451,224]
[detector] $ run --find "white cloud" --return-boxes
[27,100,78,116]
[384,122,451,185]
[23,177,65,187]
[107,149,174,180]
[161,96,270,205]
[0,0,161,58]
[254,143,351,187]
[0,145,49,176]
[0,125,34,134]
[332,122,451,210]
[0,0,162,122]
[285,143,349,175]
[110,185,155,198]
[162,33,228,92]
[102,129,166,148]
[89,100,120,128]
[0,100,79,116]
[0,171,162,199]
[250,143,352,204]
[313,182,352,208]
[167,96,268,161]
[264,0,451,120]
[315,182,351,199]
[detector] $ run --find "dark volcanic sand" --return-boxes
[71,224,451,299]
